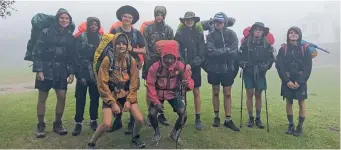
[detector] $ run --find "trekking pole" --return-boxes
[264,89,269,132]
[240,67,244,128]
[176,48,188,149]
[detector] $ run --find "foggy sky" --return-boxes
[0,0,339,69]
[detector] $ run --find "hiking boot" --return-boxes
[107,118,122,132]
[285,124,295,135]
[124,120,134,135]
[36,122,46,138]
[212,117,220,127]
[195,119,203,131]
[168,130,184,146]
[223,120,240,132]
[247,117,255,128]
[88,143,96,149]
[158,114,169,126]
[293,125,303,136]
[53,121,68,135]
[151,127,161,146]
[132,135,146,148]
[72,124,82,136]
[90,120,98,131]
[255,118,265,129]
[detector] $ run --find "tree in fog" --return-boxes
[1,0,16,19]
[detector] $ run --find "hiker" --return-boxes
[146,40,194,146]
[88,33,145,148]
[32,8,75,138]
[239,22,275,129]
[175,11,205,131]
[72,17,102,136]
[202,12,240,131]
[142,5,174,126]
[275,27,312,136]
[109,5,146,135]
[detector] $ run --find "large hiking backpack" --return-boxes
[73,21,104,38]
[140,20,154,35]
[108,21,134,33]
[281,41,317,59]
[24,13,76,61]
[92,34,132,79]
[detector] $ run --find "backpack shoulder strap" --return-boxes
[126,54,132,75]
[281,43,287,56]
[301,43,309,57]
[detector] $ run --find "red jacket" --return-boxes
[146,41,194,105]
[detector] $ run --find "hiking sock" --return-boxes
[225,116,231,122]
[287,115,294,125]
[195,113,200,120]
[256,110,261,119]
[55,113,63,123]
[298,117,305,126]
[132,122,142,137]
[38,115,45,123]
[76,122,82,125]
[214,111,219,118]
[248,111,253,118]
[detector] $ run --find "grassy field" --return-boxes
[0,67,339,149]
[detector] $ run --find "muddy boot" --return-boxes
[212,117,220,127]
[132,134,146,148]
[158,114,169,126]
[195,118,203,131]
[72,123,82,136]
[151,127,161,146]
[88,142,96,149]
[293,125,303,136]
[285,124,295,135]
[90,120,98,131]
[53,121,68,135]
[255,118,265,129]
[247,117,255,128]
[168,129,184,146]
[36,122,46,138]
[125,117,134,135]
[223,120,240,132]
[107,118,122,132]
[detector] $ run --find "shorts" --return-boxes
[35,79,67,92]
[243,73,267,91]
[102,97,127,109]
[281,82,308,102]
[207,71,236,87]
[150,97,185,112]
[191,67,201,88]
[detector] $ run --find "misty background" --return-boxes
[0,0,340,70]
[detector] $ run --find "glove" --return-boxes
[240,61,247,69]
[155,103,164,113]
[259,63,269,72]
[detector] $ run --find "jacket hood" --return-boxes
[55,8,72,27]
[111,33,130,55]
[86,17,101,33]
[176,22,204,32]
[213,12,229,27]
[160,41,180,69]
[154,6,167,17]
[287,26,302,43]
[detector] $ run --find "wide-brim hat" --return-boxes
[250,22,269,36]
[116,5,140,25]
[179,11,200,24]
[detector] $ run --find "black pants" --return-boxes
[74,80,100,122]
[148,98,187,131]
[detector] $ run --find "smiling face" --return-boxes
[122,13,133,25]
[288,29,299,41]
[184,18,194,27]
[89,21,99,32]
[58,13,70,28]
[155,13,164,23]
